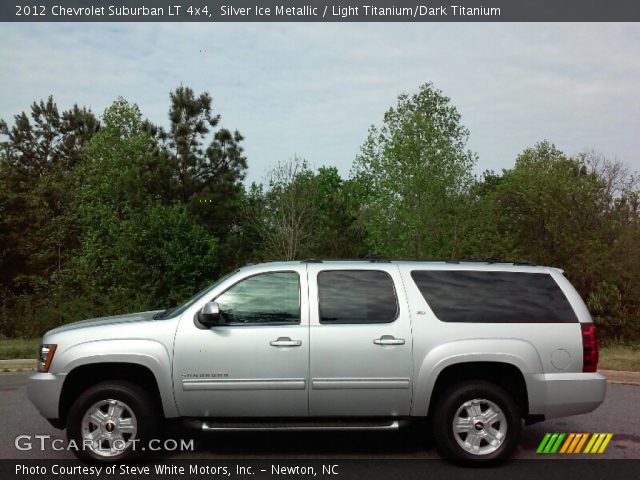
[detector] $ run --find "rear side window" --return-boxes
[410,270,578,323]
[318,270,398,324]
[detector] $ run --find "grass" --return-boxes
[0,338,40,360]
[0,338,638,372]
[599,342,640,372]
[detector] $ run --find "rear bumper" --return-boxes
[27,372,66,420]
[527,372,607,419]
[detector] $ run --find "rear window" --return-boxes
[410,270,578,323]
[318,270,398,324]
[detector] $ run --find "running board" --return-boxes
[186,419,404,432]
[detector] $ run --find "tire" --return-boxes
[431,380,522,464]
[66,381,159,462]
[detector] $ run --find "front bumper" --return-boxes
[27,371,66,420]
[527,372,607,419]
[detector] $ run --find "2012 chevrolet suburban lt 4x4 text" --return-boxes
[28,259,606,463]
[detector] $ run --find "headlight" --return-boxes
[37,344,57,372]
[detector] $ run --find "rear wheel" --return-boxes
[67,381,158,461]
[431,381,521,464]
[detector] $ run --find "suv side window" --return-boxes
[215,271,300,325]
[410,270,578,323]
[318,270,398,324]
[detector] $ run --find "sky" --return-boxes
[1,22,638,184]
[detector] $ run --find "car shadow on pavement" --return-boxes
[163,422,435,458]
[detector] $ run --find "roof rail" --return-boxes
[454,257,536,266]
[364,255,391,263]
[512,260,537,266]
[296,257,537,266]
[465,256,503,264]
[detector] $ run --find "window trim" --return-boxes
[317,269,400,325]
[211,270,302,327]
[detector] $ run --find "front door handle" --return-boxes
[374,335,405,346]
[270,337,302,347]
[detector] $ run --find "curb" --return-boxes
[598,369,640,386]
[1,360,640,385]
[0,358,36,372]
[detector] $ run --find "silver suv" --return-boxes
[28,260,606,463]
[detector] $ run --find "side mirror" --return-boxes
[197,302,222,327]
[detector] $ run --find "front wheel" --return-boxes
[431,380,522,464]
[66,381,158,461]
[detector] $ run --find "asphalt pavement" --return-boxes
[1,372,639,460]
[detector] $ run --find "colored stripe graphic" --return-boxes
[537,433,613,454]
[536,433,552,453]
[550,433,565,453]
[597,434,613,453]
[544,433,559,453]
[567,433,585,453]
[584,433,614,454]
[559,433,575,453]
[583,433,598,453]
[574,433,589,453]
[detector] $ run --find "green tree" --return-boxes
[493,142,609,279]
[70,202,218,316]
[224,182,272,266]
[307,167,367,258]
[73,98,166,213]
[152,86,247,242]
[247,159,367,261]
[253,158,318,260]
[490,142,640,340]
[352,83,476,259]
[67,99,218,317]
[0,97,99,296]
[460,170,515,259]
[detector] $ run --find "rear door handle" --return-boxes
[270,337,302,347]
[374,335,405,346]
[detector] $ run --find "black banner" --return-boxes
[2,0,640,22]
[3,459,640,480]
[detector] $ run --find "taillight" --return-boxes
[581,323,598,372]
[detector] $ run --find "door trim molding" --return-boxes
[311,378,411,389]
[182,378,307,391]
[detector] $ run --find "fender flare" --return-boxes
[56,339,178,418]
[412,338,543,416]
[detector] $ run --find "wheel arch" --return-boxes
[426,362,529,419]
[59,362,169,427]
[412,339,541,417]
[53,339,178,425]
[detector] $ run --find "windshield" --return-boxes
[158,270,239,319]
